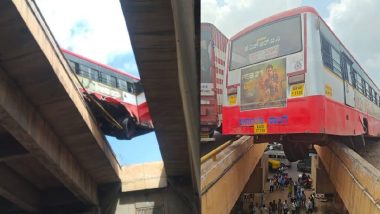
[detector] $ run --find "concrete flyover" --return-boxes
[113,162,197,213]
[120,0,200,212]
[315,140,380,214]
[201,136,267,214]
[0,0,121,212]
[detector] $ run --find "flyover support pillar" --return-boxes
[311,154,334,195]
[243,159,265,193]
[236,158,266,213]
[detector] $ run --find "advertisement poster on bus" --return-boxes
[201,28,214,96]
[240,58,286,110]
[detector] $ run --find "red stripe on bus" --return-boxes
[222,95,380,136]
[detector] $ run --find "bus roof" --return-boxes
[61,48,140,81]
[231,6,318,40]
[230,6,380,91]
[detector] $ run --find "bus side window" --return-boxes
[369,87,373,101]
[134,82,144,94]
[127,82,133,93]
[79,64,91,78]
[362,80,367,96]
[345,63,352,84]
[110,76,117,87]
[99,72,108,85]
[320,35,333,71]
[118,79,128,91]
[91,69,99,81]
[99,72,117,87]
[357,75,364,94]
[99,72,105,85]
[374,92,378,105]
[351,70,357,89]
[68,60,78,73]
[321,35,342,77]
[331,47,341,76]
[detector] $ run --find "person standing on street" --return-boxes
[283,200,288,214]
[254,203,260,214]
[306,198,313,214]
[269,202,272,214]
[277,199,283,214]
[295,199,300,214]
[261,204,269,214]
[272,200,277,213]
[288,183,292,198]
[291,201,296,214]
[270,179,274,192]
[301,191,306,207]
[311,192,316,210]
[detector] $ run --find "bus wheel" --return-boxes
[283,142,308,162]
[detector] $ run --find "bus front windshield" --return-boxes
[230,15,302,70]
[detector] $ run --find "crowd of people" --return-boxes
[248,172,315,214]
[249,196,314,214]
[269,172,289,192]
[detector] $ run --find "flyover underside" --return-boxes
[315,142,380,214]
[0,0,121,212]
[201,137,267,214]
[120,0,200,206]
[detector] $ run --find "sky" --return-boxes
[35,0,162,165]
[202,0,380,87]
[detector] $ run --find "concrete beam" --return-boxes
[315,141,380,214]
[0,164,40,212]
[0,132,29,160]
[201,137,267,214]
[0,66,98,204]
[170,0,200,196]
[0,153,33,163]
[10,0,120,182]
[120,0,195,177]
[120,0,199,210]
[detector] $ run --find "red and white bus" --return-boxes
[201,23,228,142]
[62,49,153,140]
[222,7,380,160]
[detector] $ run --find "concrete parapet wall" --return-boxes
[201,136,267,214]
[115,187,193,214]
[315,142,380,214]
[120,161,167,192]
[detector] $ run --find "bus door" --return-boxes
[341,53,355,107]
